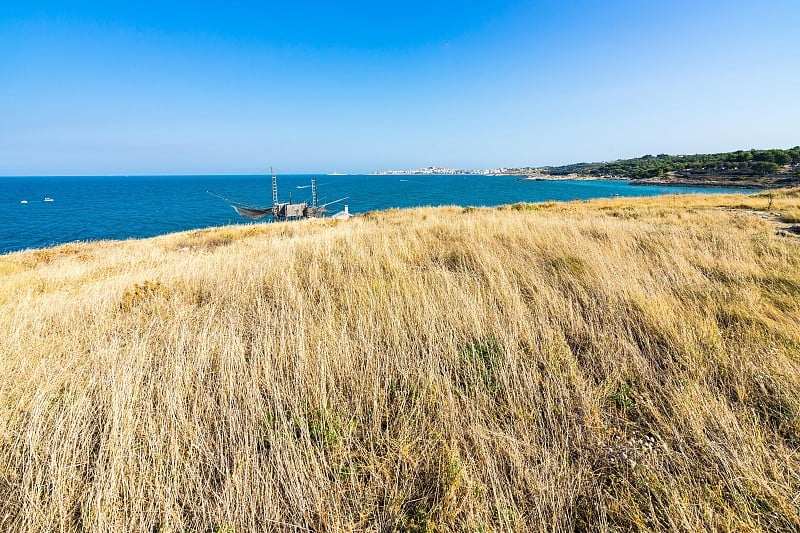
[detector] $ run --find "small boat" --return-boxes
[20,200,28,204]
[44,197,54,202]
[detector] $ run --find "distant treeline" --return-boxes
[545,147,800,179]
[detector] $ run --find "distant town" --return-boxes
[371,166,535,176]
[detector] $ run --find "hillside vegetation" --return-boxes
[544,147,800,183]
[1,190,800,532]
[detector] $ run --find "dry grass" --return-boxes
[1,190,799,532]
[779,210,800,224]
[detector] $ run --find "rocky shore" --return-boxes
[630,174,800,189]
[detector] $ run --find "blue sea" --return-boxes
[0,174,758,254]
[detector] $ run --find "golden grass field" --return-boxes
[1,189,799,532]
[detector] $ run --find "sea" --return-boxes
[0,174,759,254]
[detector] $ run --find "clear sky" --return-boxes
[1,1,798,175]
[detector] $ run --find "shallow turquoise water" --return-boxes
[0,174,758,254]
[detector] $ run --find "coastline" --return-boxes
[514,173,627,182]
[375,171,789,190]
[520,174,796,190]
[629,177,798,189]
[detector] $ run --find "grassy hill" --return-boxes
[1,190,799,532]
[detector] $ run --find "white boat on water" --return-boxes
[44,197,54,202]
[20,200,28,204]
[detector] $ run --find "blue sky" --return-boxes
[1,1,798,175]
